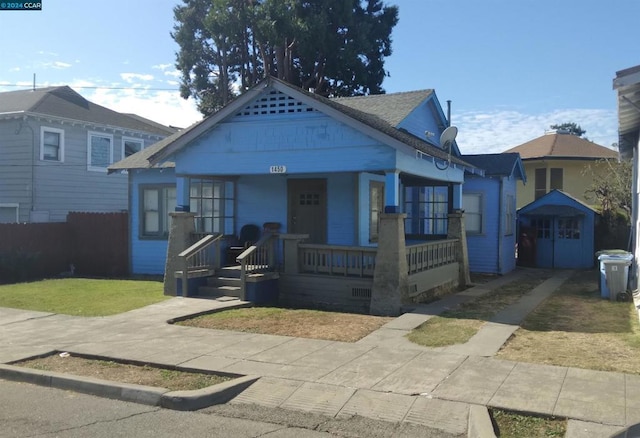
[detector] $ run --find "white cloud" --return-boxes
[455,108,618,154]
[120,73,154,83]
[152,63,173,71]
[164,70,181,78]
[85,88,202,128]
[42,61,72,69]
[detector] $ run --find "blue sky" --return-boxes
[1,0,637,153]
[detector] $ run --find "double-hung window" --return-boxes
[463,193,483,234]
[87,132,113,172]
[140,185,176,238]
[504,195,515,235]
[123,137,144,158]
[40,127,64,162]
[404,185,449,237]
[189,178,235,234]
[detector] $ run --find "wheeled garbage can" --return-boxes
[596,250,633,301]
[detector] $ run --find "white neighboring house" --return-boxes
[0,86,176,223]
[614,65,640,290]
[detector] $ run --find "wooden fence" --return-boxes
[0,212,128,283]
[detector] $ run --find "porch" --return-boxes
[170,217,464,315]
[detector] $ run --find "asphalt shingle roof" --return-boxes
[0,86,176,137]
[461,153,523,177]
[504,132,618,159]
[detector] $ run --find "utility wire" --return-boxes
[0,83,180,91]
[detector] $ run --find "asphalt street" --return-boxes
[0,379,460,438]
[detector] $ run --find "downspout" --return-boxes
[497,178,503,274]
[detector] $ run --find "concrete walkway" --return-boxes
[0,269,632,437]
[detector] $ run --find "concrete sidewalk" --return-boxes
[0,269,631,437]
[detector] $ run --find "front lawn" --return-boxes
[0,278,168,316]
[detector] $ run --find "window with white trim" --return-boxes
[87,131,113,171]
[40,127,64,162]
[463,193,483,234]
[122,137,144,158]
[140,185,176,238]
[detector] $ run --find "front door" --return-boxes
[288,179,327,244]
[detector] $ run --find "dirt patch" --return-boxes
[177,307,394,342]
[15,353,232,391]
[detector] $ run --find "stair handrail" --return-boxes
[178,233,222,297]
[236,233,277,299]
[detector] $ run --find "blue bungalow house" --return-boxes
[517,190,598,269]
[461,153,526,275]
[110,77,481,315]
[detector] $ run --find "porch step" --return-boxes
[197,273,243,299]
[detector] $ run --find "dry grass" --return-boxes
[490,409,566,438]
[16,353,231,391]
[177,306,394,342]
[407,271,552,347]
[497,270,640,374]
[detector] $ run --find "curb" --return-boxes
[0,363,258,411]
[468,405,496,438]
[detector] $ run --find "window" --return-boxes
[189,178,235,234]
[504,195,515,235]
[122,137,144,158]
[140,185,176,238]
[534,168,546,199]
[87,132,113,171]
[558,218,580,239]
[550,168,563,191]
[463,193,482,234]
[404,186,449,236]
[0,203,19,223]
[532,218,551,239]
[40,127,64,162]
[369,181,384,242]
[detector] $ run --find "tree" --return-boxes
[584,158,632,225]
[550,122,586,137]
[172,0,399,116]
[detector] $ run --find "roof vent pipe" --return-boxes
[447,100,451,127]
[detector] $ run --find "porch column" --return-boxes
[370,213,409,316]
[447,209,471,287]
[384,171,400,213]
[176,177,190,212]
[452,183,462,210]
[164,212,196,296]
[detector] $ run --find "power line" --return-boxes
[0,83,180,92]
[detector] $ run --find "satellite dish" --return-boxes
[440,126,458,151]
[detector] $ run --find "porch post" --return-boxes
[447,209,471,287]
[176,177,190,212]
[384,171,400,213]
[164,212,196,296]
[370,213,409,316]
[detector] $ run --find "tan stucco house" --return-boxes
[505,130,619,209]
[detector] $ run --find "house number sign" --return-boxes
[270,165,287,174]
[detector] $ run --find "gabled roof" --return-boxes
[519,189,598,217]
[0,86,176,137]
[334,90,434,127]
[504,131,618,160]
[460,152,526,183]
[110,77,479,173]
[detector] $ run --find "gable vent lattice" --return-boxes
[236,90,317,117]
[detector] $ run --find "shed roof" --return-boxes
[504,131,618,160]
[0,86,176,136]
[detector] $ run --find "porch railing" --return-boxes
[177,233,222,297]
[406,239,460,275]
[236,233,278,299]
[299,244,377,277]
[295,239,460,278]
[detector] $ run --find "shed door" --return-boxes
[532,217,554,268]
[288,179,327,244]
[554,217,585,268]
